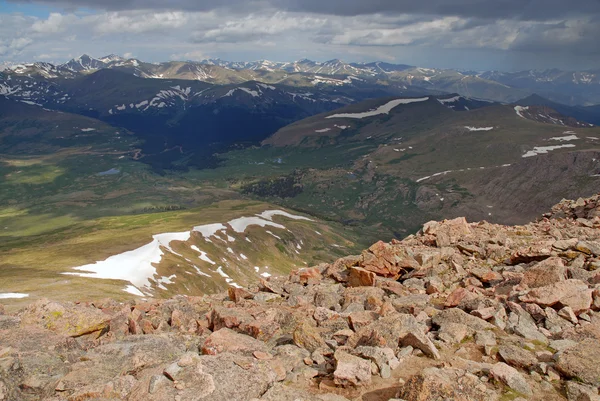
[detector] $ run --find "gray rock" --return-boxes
[506,303,548,344]
[354,346,399,378]
[565,381,600,401]
[438,322,475,344]
[498,345,537,369]
[254,293,281,303]
[556,338,600,386]
[432,308,495,331]
[549,339,578,352]
[490,362,532,397]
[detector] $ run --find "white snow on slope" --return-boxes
[193,223,227,241]
[224,87,260,97]
[514,106,529,119]
[265,230,282,240]
[65,231,191,288]
[326,97,429,119]
[0,293,29,299]
[464,126,494,131]
[549,133,579,142]
[191,245,216,264]
[65,210,311,290]
[258,210,313,222]
[257,83,276,90]
[315,128,331,133]
[124,285,145,297]
[438,96,461,104]
[192,266,211,277]
[416,163,513,183]
[228,217,285,233]
[522,144,576,158]
[239,87,260,97]
[80,128,96,132]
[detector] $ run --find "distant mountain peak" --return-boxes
[100,54,124,63]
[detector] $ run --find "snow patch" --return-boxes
[326,97,429,119]
[228,217,285,233]
[65,231,191,288]
[437,96,461,104]
[514,106,529,119]
[258,210,312,222]
[192,265,211,277]
[265,230,282,240]
[549,134,579,142]
[124,285,145,297]
[191,245,216,265]
[522,144,576,158]
[464,126,494,131]
[0,293,29,299]
[193,223,227,242]
[80,128,96,132]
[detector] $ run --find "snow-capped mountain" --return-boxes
[3,54,600,106]
[60,54,107,72]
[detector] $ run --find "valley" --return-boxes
[2,55,600,306]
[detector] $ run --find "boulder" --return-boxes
[490,362,532,397]
[202,328,269,356]
[348,313,423,350]
[521,257,567,288]
[397,367,490,401]
[432,308,495,331]
[400,331,441,360]
[497,345,537,369]
[290,267,322,285]
[333,349,371,387]
[228,287,254,303]
[353,346,399,379]
[520,279,593,315]
[293,322,327,352]
[505,302,548,343]
[348,311,378,331]
[19,299,110,337]
[437,322,474,344]
[208,306,253,331]
[347,266,376,287]
[576,241,600,256]
[556,338,600,386]
[565,381,600,401]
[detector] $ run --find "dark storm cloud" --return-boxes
[9,0,600,20]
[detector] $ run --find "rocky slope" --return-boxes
[2,195,600,401]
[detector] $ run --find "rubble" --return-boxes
[2,194,600,400]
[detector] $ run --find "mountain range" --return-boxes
[3,54,600,106]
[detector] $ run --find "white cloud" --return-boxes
[191,12,327,43]
[170,49,206,61]
[31,12,75,33]
[90,11,190,34]
[10,37,33,50]
[0,8,598,70]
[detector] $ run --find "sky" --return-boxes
[1,0,599,71]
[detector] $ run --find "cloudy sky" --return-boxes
[1,0,599,71]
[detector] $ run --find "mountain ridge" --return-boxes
[3,53,600,106]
